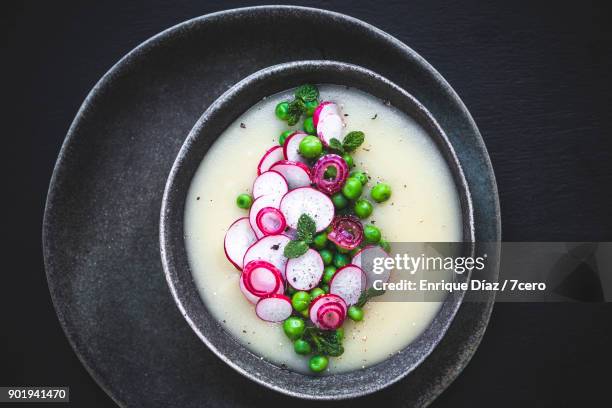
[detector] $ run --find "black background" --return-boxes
[6,0,612,406]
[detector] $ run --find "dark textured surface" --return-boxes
[160,61,486,399]
[10,0,612,407]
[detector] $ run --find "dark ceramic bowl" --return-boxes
[160,60,474,399]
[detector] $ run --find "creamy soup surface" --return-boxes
[184,85,462,373]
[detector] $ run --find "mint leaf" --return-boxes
[284,240,309,259]
[356,287,385,308]
[328,138,344,153]
[286,99,306,126]
[297,214,316,243]
[342,131,365,152]
[302,326,344,357]
[294,84,319,102]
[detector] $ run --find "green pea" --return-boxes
[303,117,316,135]
[313,232,328,250]
[236,193,253,209]
[379,239,391,253]
[348,305,364,321]
[342,177,363,200]
[279,130,293,146]
[323,265,337,283]
[354,199,373,219]
[294,339,312,355]
[310,287,325,299]
[299,135,323,159]
[321,283,330,293]
[300,308,310,319]
[336,244,350,254]
[286,285,297,296]
[324,165,337,180]
[342,154,354,168]
[304,100,318,116]
[319,249,333,266]
[333,253,350,268]
[350,171,368,185]
[371,183,392,203]
[331,192,348,209]
[364,224,381,244]
[275,101,290,121]
[283,317,305,340]
[309,355,329,373]
[291,291,311,312]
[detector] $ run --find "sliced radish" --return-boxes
[352,245,392,287]
[257,146,284,175]
[242,260,283,297]
[285,248,324,290]
[255,294,292,322]
[283,131,309,164]
[224,217,257,270]
[239,270,284,304]
[279,187,334,232]
[309,294,347,330]
[256,207,287,236]
[253,170,288,199]
[329,265,367,306]
[313,101,344,147]
[249,194,283,238]
[269,160,312,190]
[243,234,291,278]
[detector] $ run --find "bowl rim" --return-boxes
[160,60,476,399]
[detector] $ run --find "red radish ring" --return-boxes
[285,248,324,290]
[312,154,349,195]
[255,294,293,322]
[279,187,335,232]
[249,194,283,238]
[329,265,367,306]
[309,294,347,330]
[224,217,257,270]
[242,260,283,297]
[269,160,312,190]
[252,170,288,199]
[316,303,345,329]
[313,101,344,147]
[243,234,291,278]
[327,215,364,250]
[257,145,284,175]
[255,207,287,236]
[239,271,284,304]
[352,245,392,287]
[283,131,309,164]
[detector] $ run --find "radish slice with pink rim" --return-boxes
[255,207,287,236]
[257,146,284,175]
[313,101,344,147]
[224,217,257,270]
[239,271,284,304]
[269,160,312,190]
[327,215,364,250]
[308,294,347,330]
[279,187,334,232]
[329,265,367,306]
[352,245,392,287]
[282,131,309,164]
[241,260,283,297]
[255,294,292,322]
[252,170,288,199]
[285,248,324,290]
[249,194,282,238]
[243,234,291,278]
[317,303,345,329]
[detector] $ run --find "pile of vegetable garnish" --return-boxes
[224,85,393,373]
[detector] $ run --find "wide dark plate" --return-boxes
[43,6,500,407]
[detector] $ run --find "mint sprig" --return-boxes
[342,131,365,152]
[295,84,319,102]
[356,287,385,308]
[284,214,317,259]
